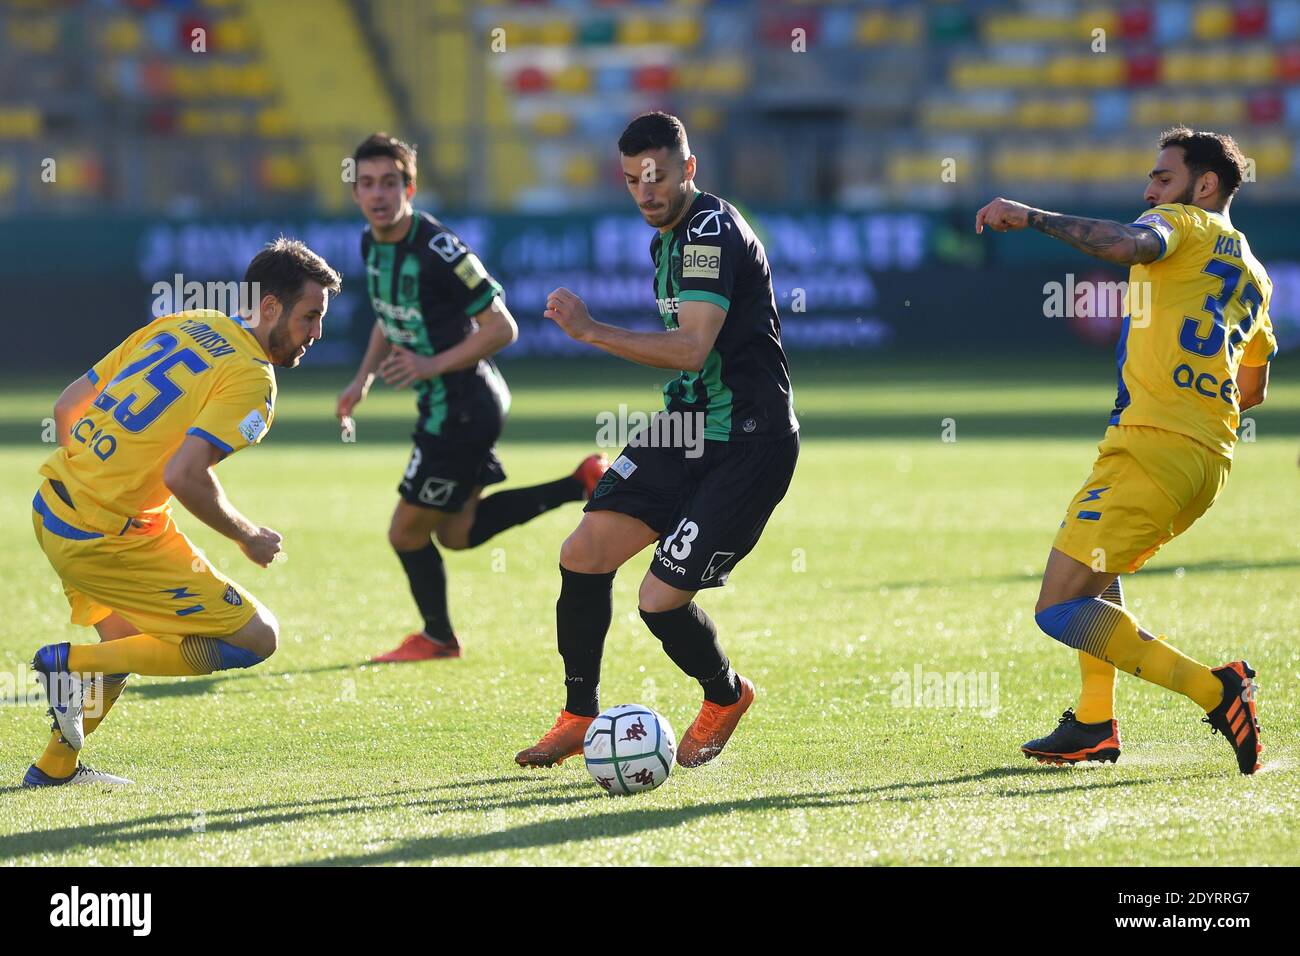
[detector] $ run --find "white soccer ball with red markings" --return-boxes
[583,704,676,796]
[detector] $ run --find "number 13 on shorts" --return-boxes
[663,518,699,559]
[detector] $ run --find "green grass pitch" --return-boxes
[0,354,1296,865]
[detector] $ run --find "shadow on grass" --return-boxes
[0,764,1223,864]
[122,660,416,700]
[310,765,1221,865]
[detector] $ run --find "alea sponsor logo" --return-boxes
[49,886,152,936]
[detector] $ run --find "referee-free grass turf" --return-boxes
[0,354,1296,866]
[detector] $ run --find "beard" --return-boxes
[268,315,302,368]
[642,186,691,228]
[1152,181,1197,207]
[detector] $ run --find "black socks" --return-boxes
[467,477,585,548]
[639,603,740,705]
[396,543,454,642]
[556,566,615,717]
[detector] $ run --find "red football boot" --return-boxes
[369,632,462,663]
[573,453,610,499]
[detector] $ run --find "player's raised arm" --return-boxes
[163,435,282,567]
[975,197,1163,266]
[544,288,724,372]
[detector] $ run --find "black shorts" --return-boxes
[398,431,506,512]
[585,431,799,590]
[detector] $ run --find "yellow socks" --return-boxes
[1041,578,1224,714]
[1100,614,1224,711]
[68,634,213,677]
[1076,650,1116,723]
[35,673,129,779]
[1075,578,1122,723]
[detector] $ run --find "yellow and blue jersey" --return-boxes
[39,310,276,532]
[1117,203,1277,458]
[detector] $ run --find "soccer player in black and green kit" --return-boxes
[516,112,800,770]
[338,134,607,663]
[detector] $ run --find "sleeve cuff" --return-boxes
[678,290,731,312]
[86,368,99,385]
[187,427,234,455]
[464,280,503,318]
[1130,222,1168,260]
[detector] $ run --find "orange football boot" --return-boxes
[515,710,594,767]
[573,453,610,499]
[369,632,462,663]
[677,676,756,768]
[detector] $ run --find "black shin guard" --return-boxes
[639,603,740,705]
[396,543,454,642]
[557,566,615,717]
[466,477,584,548]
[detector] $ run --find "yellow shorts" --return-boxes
[1053,425,1230,574]
[32,486,258,640]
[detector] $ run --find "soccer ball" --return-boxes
[583,704,676,796]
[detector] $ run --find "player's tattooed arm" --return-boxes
[1026,210,1163,266]
[975,197,1162,266]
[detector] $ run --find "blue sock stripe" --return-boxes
[179,637,266,672]
[1036,596,1126,658]
[1100,578,1123,605]
[179,636,223,673]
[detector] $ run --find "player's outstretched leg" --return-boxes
[457,453,608,550]
[638,578,754,769]
[25,611,276,786]
[1035,550,1254,772]
[41,609,277,682]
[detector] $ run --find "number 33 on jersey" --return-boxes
[1120,203,1277,458]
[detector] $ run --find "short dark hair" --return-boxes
[244,238,342,314]
[1159,126,1247,201]
[353,132,418,187]
[618,111,689,158]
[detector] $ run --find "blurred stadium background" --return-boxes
[1,0,1298,369]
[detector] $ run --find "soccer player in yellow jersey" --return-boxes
[24,238,341,787]
[976,127,1275,774]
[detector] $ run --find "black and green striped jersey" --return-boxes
[361,210,511,438]
[649,191,798,442]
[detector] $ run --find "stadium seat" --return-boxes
[1193,3,1234,41]
[0,106,41,139]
